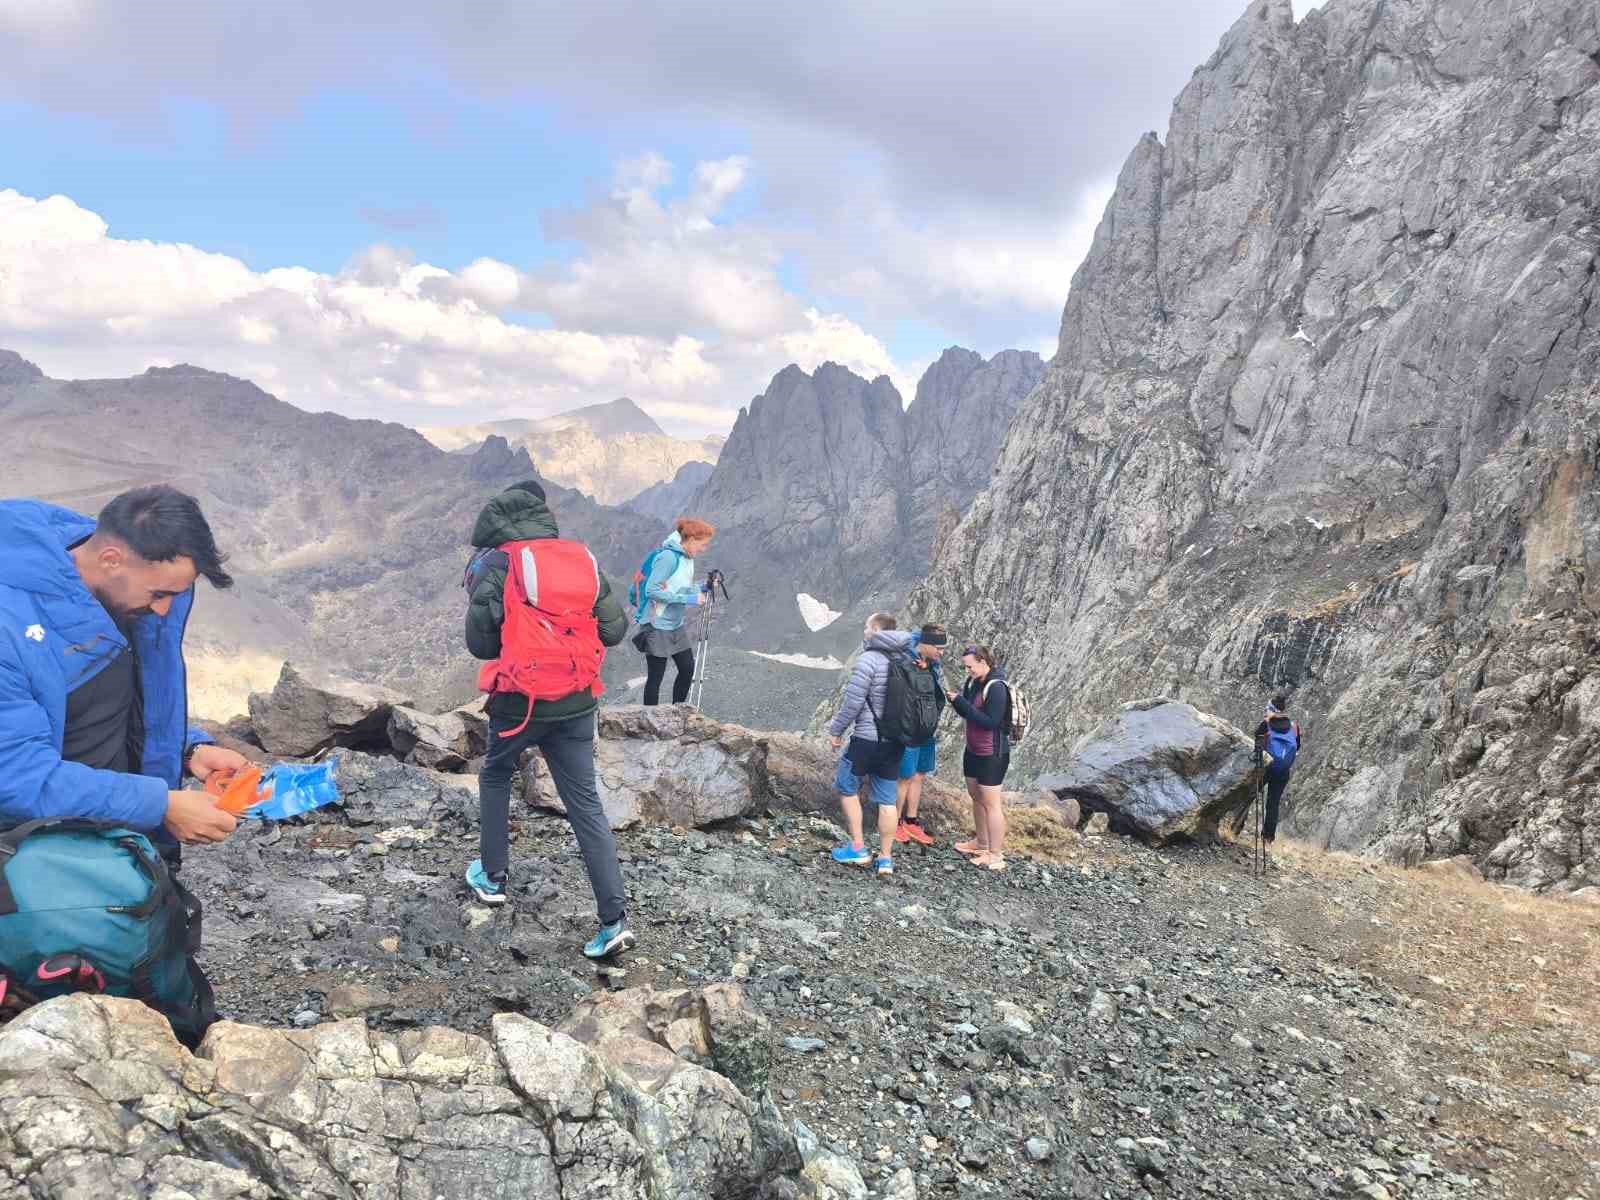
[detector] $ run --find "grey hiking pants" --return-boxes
[479,711,626,926]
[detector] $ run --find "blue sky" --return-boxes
[0,0,1320,434]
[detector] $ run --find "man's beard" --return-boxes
[90,584,151,627]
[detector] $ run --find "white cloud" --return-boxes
[0,182,912,436]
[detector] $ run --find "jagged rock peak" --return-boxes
[916,0,1600,886]
[469,433,539,480]
[0,349,45,385]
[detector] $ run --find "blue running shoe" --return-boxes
[465,859,507,906]
[583,920,636,960]
[831,843,872,866]
[876,856,894,877]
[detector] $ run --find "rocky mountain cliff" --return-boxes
[914,0,1600,890]
[423,398,724,506]
[693,349,1044,644]
[0,358,663,713]
[625,458,716,522]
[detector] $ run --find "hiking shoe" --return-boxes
[876,856,894,877]
[902,821,935,847]
[830,844,872,866]
[893,821,911,844]
[465,859,507,906]
[583,921,636,960]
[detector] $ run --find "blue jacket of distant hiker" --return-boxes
[0,501,212,831]
[638,530,701,632]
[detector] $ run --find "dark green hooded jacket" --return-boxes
[465,487,628,724]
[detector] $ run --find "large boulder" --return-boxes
[247,663,413,757]
[387,702,487,771]
[0,988,804,1200]
[523,705,772,830]
[1035,698,1256,843]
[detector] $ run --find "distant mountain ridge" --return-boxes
[421,398,722,506]
[0,354,663,716]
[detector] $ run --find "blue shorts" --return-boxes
[898,741,936,780]
[835,750,900,808]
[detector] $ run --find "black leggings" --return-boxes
[643,650,696,705]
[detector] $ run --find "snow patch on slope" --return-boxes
[797,593,842,632]
[748,651,847,671]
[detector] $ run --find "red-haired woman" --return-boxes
[635,517,715,705]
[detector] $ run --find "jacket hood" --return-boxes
[472,488,558,548]
[661,530,685,553]
[0,501,97,599]
[865,629,914,655]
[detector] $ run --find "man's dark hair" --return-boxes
[1270,693,1290,713]
[97,486,233,589]
[509,479,547,502]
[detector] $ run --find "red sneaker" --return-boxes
[902,821,935,847]
[893,821,911,844]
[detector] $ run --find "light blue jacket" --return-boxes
[828,629,916,742]
[0,501,213,831]
[639,531,700,632]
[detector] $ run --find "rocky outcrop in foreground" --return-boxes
[915,0,1600,889]
[0,985,808,1200]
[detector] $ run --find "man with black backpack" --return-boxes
[1253,694,1303,847]
[826,613,944,878]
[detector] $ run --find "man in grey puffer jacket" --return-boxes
[827,612,914,875]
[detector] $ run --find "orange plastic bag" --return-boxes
[203,766,272,816]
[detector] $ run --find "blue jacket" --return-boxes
[638,531,700,632]
[0,501,212,831]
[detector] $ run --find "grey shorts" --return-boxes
[637,623,693,658]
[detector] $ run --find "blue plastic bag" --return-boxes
[245,760,341,821]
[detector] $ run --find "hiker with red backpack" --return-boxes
[947,645,1013,871]
[1253,694,1302,848]
[463,480,634,959]
[629,518,716,706]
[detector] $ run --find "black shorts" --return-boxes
[963,750,1010,788]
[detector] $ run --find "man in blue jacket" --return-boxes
[0,486,246,848]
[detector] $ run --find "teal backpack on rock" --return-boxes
[0,821,216,1046]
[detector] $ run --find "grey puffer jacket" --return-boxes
[828,630,915,742]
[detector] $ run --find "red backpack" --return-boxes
[476,538,607,738]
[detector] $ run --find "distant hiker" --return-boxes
[946,645,1011,870]
[827,613,914,877]
[1253,694,1302,846]
[0,487,245,846]
[895,623,949,847]
[0,486,243,1043]
[630,518,716,706]
[464,480,635,959]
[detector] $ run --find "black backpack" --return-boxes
[867,653,943,746]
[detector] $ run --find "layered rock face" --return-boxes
[0,987,802,1200]
[695,349,1044,635]
[915,0,1600,887]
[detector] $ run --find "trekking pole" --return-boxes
[1254,767,1267,878]
[689,571,729,712]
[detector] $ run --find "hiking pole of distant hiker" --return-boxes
[1255,760,1267,877]
[690,570,729,711]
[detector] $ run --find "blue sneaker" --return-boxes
[876,856,894,877]
[465,859,507,906]
[583,920,637,960]
[831,844,872,866]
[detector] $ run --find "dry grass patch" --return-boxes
[1005,805,1081,864]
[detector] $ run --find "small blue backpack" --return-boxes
[0,821,216,1046]
[626,546,683,617]
[1265,724,1300,777]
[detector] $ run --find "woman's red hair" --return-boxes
[675,517,716,541]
